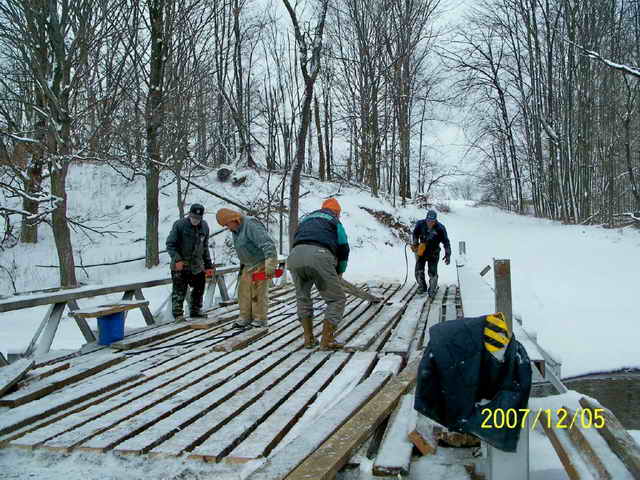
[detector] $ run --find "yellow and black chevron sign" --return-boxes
[484,312,511,353]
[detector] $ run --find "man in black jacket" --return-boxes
[166,203,214,320]
[287,198,349,350]
[412,209,451,297]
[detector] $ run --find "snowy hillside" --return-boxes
[1,163,640,379]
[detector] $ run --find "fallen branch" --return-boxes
[179,175,252,213]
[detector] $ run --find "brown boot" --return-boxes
[301,318,318,349]
[319,320,343,351]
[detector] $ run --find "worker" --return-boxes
[287,198,349,350]
[412,209,451,297]
[216,208,278,328]
[166,203,215,321]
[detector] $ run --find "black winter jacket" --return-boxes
[412,220,451,259]
[414,315,532,452]
[166,217,213,274]
[292,208,350,273]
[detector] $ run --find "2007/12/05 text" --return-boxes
[480,407,605,430]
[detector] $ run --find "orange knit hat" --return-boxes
[322,198,341,215]
[216,208,242,226]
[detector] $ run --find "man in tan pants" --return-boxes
[216,208,278,328]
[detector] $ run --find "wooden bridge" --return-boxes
[1,250,639,479]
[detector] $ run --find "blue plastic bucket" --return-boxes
[97,311,125,345]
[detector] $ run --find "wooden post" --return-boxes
[459,241,466,255]
[493,259,513,332]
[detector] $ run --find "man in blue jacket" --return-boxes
[287,198,349,350]
[412,209,451,297]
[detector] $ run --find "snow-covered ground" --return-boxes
[1,165,639,478]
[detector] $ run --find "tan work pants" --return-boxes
[238,262,269,326]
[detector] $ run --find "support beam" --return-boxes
[134,289,155,325]
[0,352,7,366]
[120,290,135,322]
[66,300,96,344]
[24,305,55,357]
[216,274,230,302]
[33,302,66,358]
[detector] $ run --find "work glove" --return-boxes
[174,260,185,271]
[264,257,278,278]
[205,268,215,278]
[443,254,450,265]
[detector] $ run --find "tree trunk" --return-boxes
[288,84,315,245]
[314,95,326,181]
[145,0,166,269]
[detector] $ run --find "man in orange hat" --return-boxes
[287,197,350,350]
[216,207,278,328]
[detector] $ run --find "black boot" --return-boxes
[190,309,207,319]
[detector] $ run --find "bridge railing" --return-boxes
[0,260,288,360]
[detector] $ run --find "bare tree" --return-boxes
[281,0,330,245]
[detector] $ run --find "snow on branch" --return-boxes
[567,39,640,79]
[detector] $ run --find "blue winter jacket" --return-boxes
[292,208,350,274]
[412,220,451,259]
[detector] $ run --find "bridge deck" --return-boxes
[0,282,460,477]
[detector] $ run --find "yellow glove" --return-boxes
[264,257,278,278]
[417,243,427,257]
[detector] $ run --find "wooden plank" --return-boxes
[109,323,191,350]
[372,394,416,476]
[372,354,403,375]
[563,406,611,479]
[334,286,396,345]
[70,300,149,318]
[416,288,445,349]
[245,371,391,480]
[283,359,421,480]
[9,350,216,449]
[212,328,269,352]
[0,359,35,398]
[78,351,297,455]
[225,353,350,464]
[443,285,457,322]
[113,352,301,456]
[383,293,429,354]
[35,350,255,452]
[15,362,70,390]
[0,353,124,407]
[0,372,141,437]
[188,352,330,462]
[344,285,415,351]
[408,415,438,456]
[275,352,378,449]
[541,416,583,479]
[73,318,322,455]
[580,396,640,478]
